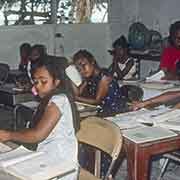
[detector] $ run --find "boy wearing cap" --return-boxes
[108,35,137,80]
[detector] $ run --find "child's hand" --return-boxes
[0,130,11,142]
[131,101,145,111]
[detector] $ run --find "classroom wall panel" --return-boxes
[0,23,111,69]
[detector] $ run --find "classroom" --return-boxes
[0,0,179,180]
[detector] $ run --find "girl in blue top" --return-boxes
[72,49,127,117]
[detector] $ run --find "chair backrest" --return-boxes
[77,116,123,179]
[0,63,9,85]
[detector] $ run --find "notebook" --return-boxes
[123,126,177,143]
[0,145,75,180]
[65,65,82,86]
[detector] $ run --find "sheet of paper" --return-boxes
[0,143,12,153]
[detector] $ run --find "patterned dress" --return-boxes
[83,70,127,116]
[79,70,127,178]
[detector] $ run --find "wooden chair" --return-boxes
[77,116,123,180]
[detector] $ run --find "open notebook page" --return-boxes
[6,153,76,180]
[0,146,43,168]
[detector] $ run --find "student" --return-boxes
[18,42,31,72]
[132,90,180,110]
[160,21,180,80]
[72,49,128,117]
[0,56,79,180]
[27,44,47,82]
[108,35,137,80]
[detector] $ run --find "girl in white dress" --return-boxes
[0,56,79,180]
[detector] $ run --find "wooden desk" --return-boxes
[124,135,180,180]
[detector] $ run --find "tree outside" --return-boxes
[0,0,108,25]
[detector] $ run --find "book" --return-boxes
[75,101,97,112]
[65,65,82,86]
[141,81,174,90]
[157,120,180,132]
[145,70,165,81]
[0,145,75,180]
[152,109,180,123]
[106,114,145,130]
[0,146,43,168]
[123,126,177,143]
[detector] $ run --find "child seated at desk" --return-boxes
[160,21,180,80]
[72,49,128,117]
[108,35,137,80]
[0,56,79,180]
[18,43,31,72]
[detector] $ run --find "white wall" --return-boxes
[109,0,180,40]
[0,25,54,69]
[54,23,112,67]
[0,23,111,69]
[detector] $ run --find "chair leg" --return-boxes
[157,158,169,180]
[13,105,19,130]
[94,150,101,178]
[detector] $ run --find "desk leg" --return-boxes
[125,144,150,180]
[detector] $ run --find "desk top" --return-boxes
[0,83,31,94]
[75,101,98,118]
[130,50,161,62]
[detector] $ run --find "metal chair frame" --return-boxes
[77,116,123,180]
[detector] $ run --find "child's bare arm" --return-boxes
[0,102,61,143]
[71,81,87,96]
[75,76,111,105]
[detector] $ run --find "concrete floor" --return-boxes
[0,107,180,180]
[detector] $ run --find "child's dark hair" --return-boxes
[20,43,31,54]
[31,44,47,58]
[169,21,180,46]
[112,35,129,49]
[31,55,80,133]
[73,49,98,67]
